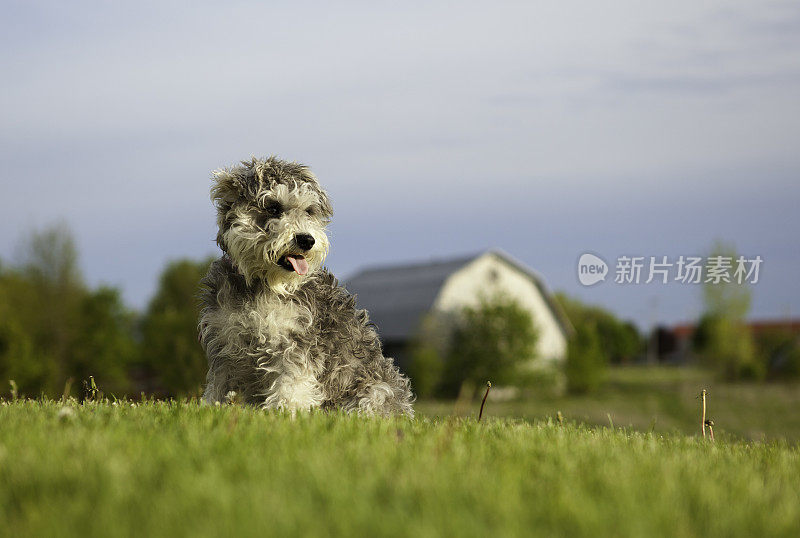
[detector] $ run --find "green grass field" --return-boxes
[419,366,800,443]
[2,397,799,537]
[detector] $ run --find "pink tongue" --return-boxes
[286,256,309,275]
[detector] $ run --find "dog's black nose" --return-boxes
[295,233,315,251]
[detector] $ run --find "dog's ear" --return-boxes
[210,168,246,213]
[211,167,253,254]
[318,191,334,220]
[296,167,334,220]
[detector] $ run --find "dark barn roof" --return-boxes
[344,254,476,341]
[344,250,572,342]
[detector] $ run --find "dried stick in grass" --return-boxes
[478,381,492,422]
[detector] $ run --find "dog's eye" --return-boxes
[253,201,282,228]
[265,201,283,217]
[254,202,282,229]
[305,206,317,216]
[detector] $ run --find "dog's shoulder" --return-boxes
[302,268,373,328]
[302,268,350,306]
[200,256,256,309]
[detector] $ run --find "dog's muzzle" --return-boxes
[295,233,315,251]
[278,254,309,275]
[277,234,315,276]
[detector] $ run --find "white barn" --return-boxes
[344,249,573,371]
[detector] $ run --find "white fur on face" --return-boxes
[222,180,330,293]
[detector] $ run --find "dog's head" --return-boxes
[210,156,332,293]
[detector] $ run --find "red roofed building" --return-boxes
[656,319,800,369]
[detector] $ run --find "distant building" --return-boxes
[344,249,573,371]
[659,319,800,365]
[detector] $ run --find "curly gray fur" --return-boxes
[199,156,414,416]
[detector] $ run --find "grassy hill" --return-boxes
[1,399,799,537]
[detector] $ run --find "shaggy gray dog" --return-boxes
[199,156,414,416]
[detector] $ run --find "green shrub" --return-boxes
[565,322,607,394]
[784,344,800,379]
[555,293,641,364]
[434,293,539,398]
[693,314,762,381]
[693,240,761,381]
[406,343,444,398]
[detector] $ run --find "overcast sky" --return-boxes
[2,1,798,328]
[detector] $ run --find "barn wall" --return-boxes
[432,253,567,363]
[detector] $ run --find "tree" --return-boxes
[565,321,607,394]
[139,258,214,396]
[693,241,760,380]
[552,294,639,393]
[436,293,539,398]
[0,269,47,394]
[71,287,138,396]
[555,293,641,364]
[21,225,83,293]
[753,328,800,380]
[19,225,85,390]
[0,225,137,398]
